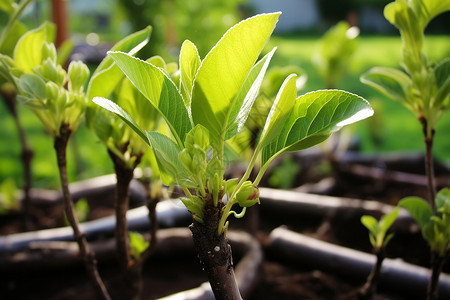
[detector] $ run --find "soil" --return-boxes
[1,154,449,299]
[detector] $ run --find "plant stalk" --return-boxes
[54,124,111,300]
[420,116,436,213]
[358,249,384,299]
[108,150,142,300]
[427,252,446,300]
[190,200,242,300]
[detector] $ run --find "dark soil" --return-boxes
[1,155,449,299]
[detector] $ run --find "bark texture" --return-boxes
[190,202,242,300]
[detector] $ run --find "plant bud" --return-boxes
[41,42,57,63]
[236,181,260,208]
[68,60,90,93]
[184,124,209,151]
[45,81,60,101]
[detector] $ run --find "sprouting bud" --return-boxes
[184,124,209,151]
[41,42,57,63]
[68,60,90,93]
[236,181,260,208]
[45,81,60,101]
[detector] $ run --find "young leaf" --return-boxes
[129,232,149,259]
[379,207,400,234]
[108,51,192,147]
[191,12,280,151]
[257,73,297,151]
[435,188,450,212]
[87,26,152,101]
[261,90,373,167]
[361,215,378,234]
[13,22,55,73]
[179,40,201,105]
[92,97,149,144]
[399,196,433,229]
[410,0,450,30]
[433,58,450,108]
[146,131,195,188]
[225,47,277,140]
[360,66,412,104]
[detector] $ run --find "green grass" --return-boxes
[1,35,449,189]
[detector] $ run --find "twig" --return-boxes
[54,124,111,300]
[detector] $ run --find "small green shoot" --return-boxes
[129,231,149,260]
[361,207,399,252]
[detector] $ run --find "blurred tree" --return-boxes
[117,0,244,59]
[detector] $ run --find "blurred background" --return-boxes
[1,0,449,189]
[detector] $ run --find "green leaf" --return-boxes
[13,22,55,73]
[257,73,297,151]
[129,232,149,259]
[433,58,450,108]
[225,47,277,140]
[435,188,450,212]
[0,21,26,56]
[179,40,201,105]
[361,215,378,234]
[361,66,412,104]
[108,51,192,147]
[261,90,373,167]
[191,12,280,152]
[411,0,450,29]
[87,26,152,101]
[92,97,148,144]
[379,207,400,234]
[399,196,433,229]
[146,131,194,187]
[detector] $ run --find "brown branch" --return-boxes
[54,124,111,300]
[190,200,242,300]
[108,149,142,300]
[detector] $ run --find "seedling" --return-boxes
[86,26,167,299]
[361,0,450,209]
[400,188,450,300]
[95,13,373,299]
[361,1,449,298]
[3,22,110,300]
[359,208,399,298]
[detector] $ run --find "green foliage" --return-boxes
[361,0,450,133]
[129,231,149,259]
[399,188,450,256]
[0,178,19,214]
[65,198,90,225]
[361,207,399,251]
[313,21,359,89]
[1,21,90,137]
[95,13,373,233]
[86,26,165,169]
[0,0,32,57]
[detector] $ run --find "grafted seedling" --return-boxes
[3,22,110,300]
[95,12,373,299]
